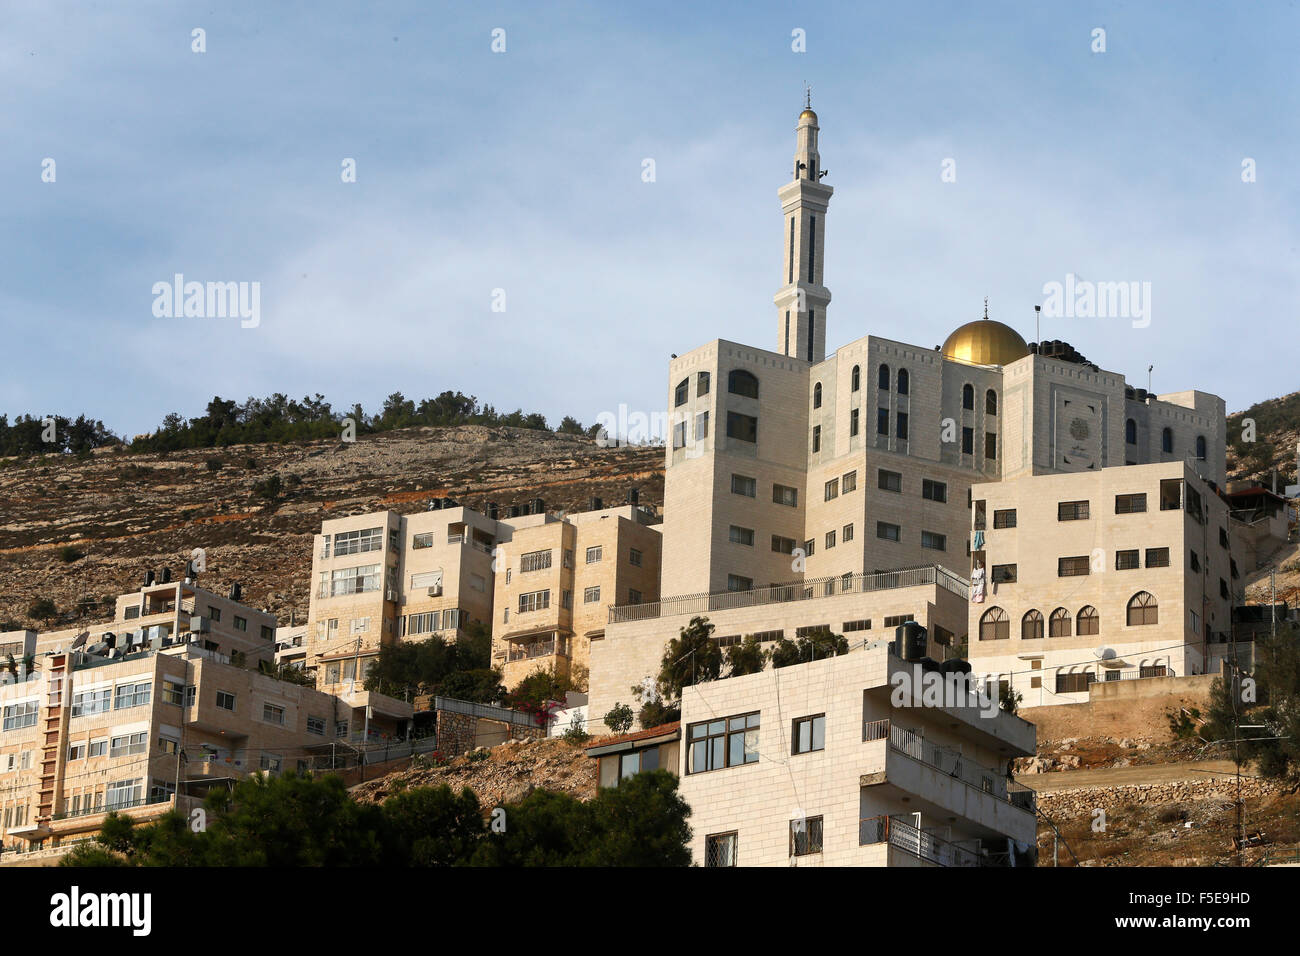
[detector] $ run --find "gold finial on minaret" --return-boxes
[804,83,811,109]
[984,296,989,319]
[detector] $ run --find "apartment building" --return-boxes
[676,641,1037,866]
[306,504,508,693]
[589,563,968,731]
[0,641,410,860]
[968,461,1237,706]
[492,503,661,688]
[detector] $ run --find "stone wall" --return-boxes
[434,708,544,757]
[1038,775,1285,819]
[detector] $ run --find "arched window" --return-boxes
[897,369,910,395]
[985,389,997,416]
[1077,605,1099,636]
[1049,607,1072,638]
[878,364,891,391]
[1127,591,1158,626]
[697,371,710,396]
[813,383,822,409]
[674,378,689,407]
[962,384,974,410]
[979,606,1009,641]
[1021,609,1044,640]
[1195,435,1207,461]
[1125,418,1137,445]
[1161,427,1173,454]
[851,365,861,392]
[728,369,759,400]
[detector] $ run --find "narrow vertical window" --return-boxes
[807,215,817,283]
[788,217,795,283]
[807,311,815,361]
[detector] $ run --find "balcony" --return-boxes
[859,814,1012,867]
[608,564,968,624]
[507,638,569,662]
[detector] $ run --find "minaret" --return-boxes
[774,91,833,363]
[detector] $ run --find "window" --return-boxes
[629,547,643,567]
[1056,672,1095,694]
[731,474,756,498]
[1127,591,1158,626]
[106,779,143,810]
[1077,606,1099,636]
[922,479,947,502]
[586,545,603,563]
[985,432,997,459]
[843,523,854,543]
[1049,608,1072,638]
[812,425,821,452]
[706,832,738,867]
[803,538,815,556]
[992,564,1017,583]
[518,590,550,613]
[849,407,860,437]
[962,383,974,410]
[986,390,998,415]
[1219,527,1229,549]
[674,378,689,407]
[71,689,110,718]
[1058,500,1090,521]
[328,563,381,597]
[813,382,822,409]
[697,371,710,396]
[791,715,825,755]
[790,815,824,857]
[1022,610,1044,640]
[979,607,1009,641]
[1125,418,1137,444]
[89,739,107,758]
[1147,548,1170,572]
[261,625,274,641]
[694,411,709,441]
[233,616,247,632]
[772,484,798,507]
[876,522,900,541]
[1162,427,1174,453]
[878,469,901,492]
[896,412,909,440]
[521,549,552,573]
[993,508,1016,529]
[687,712,760,773]
[1116,550,1140,570]
[1115,493,1147,514]
[878,364,890,390]
[920,531,946,551]
[842,470,857,493]
[68,743,86,761]
[411,531,434,550]
[263,703,285,725]
[1189,550,1200,573]
[1058,556,1090,577]
[216,691,236,711]
[851,365,861,391]
[581,586,602,606]
[350,617,370,634]
[897,369,909,394]
[109,732,147,758]
[672,420,687,450]
[877,408,889,436]
[307,715,326,736]
[962,426,974,455]
[334,527,383,556]
[1160,478,1182,511]
[843,619,872,632]
[728,369,759,399]
[772,535,797,554]
[824,530,836,549]
[727,574,753,592]
[824,478,839,501]
[114,681,151,710]
[729,525,754,547]
[727,412,758,443]
[1195,435,1207,461]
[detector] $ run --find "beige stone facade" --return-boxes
[677,644,1037,866]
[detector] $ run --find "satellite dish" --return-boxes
[1093,646,1116,661]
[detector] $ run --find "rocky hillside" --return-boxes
[1227,390,1300,486]
[0,426,663,632]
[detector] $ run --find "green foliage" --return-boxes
[637,698,680,730]
[381,785,483,866]
[999,683,1023,715]
[27,598,56,622]
[604,702,635,735]
[205,457,224,471]
[726,634,769,676]
[1205,624,1300,779]
[771,630,849,669]
[57,545,84,563]
[1166,706,1202,739]
[656,616,722,703]
[557,416,585,435]
[252,473,282,500]
[364,621,503,704]
[560,711,591,744]
[0,413,119,457]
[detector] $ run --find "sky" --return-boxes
[3,0,1297,439]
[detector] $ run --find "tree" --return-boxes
[604,702,635,735]
[726,635,769,677]
[771,630,849,669]
[381,785,483,866]
[557,416,585,435]
[27,598,56,623]
[1205,624,1300,780]
[656,617,722,703]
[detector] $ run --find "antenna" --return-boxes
[804,83,811,109]
[983,296,989,320]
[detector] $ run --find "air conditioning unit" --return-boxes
[190,616,210,633]
[385,589,397,602]
[426,584,443,597]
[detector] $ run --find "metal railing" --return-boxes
[608,565,969,624]
[859,814,993,867]
[53,793,172,821]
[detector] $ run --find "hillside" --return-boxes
[0,426,663,632]
[1227,389,1300,486]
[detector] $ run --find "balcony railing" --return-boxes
[508,639,565,662]
[53,793,172,821]
[608,565,968,624]
[860,814,1004,867]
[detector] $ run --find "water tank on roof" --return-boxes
[894,622,928,661]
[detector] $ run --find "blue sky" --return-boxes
[4,1,1297,438]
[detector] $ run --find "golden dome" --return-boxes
[799,108,818,123]
[941,319,1030,367]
